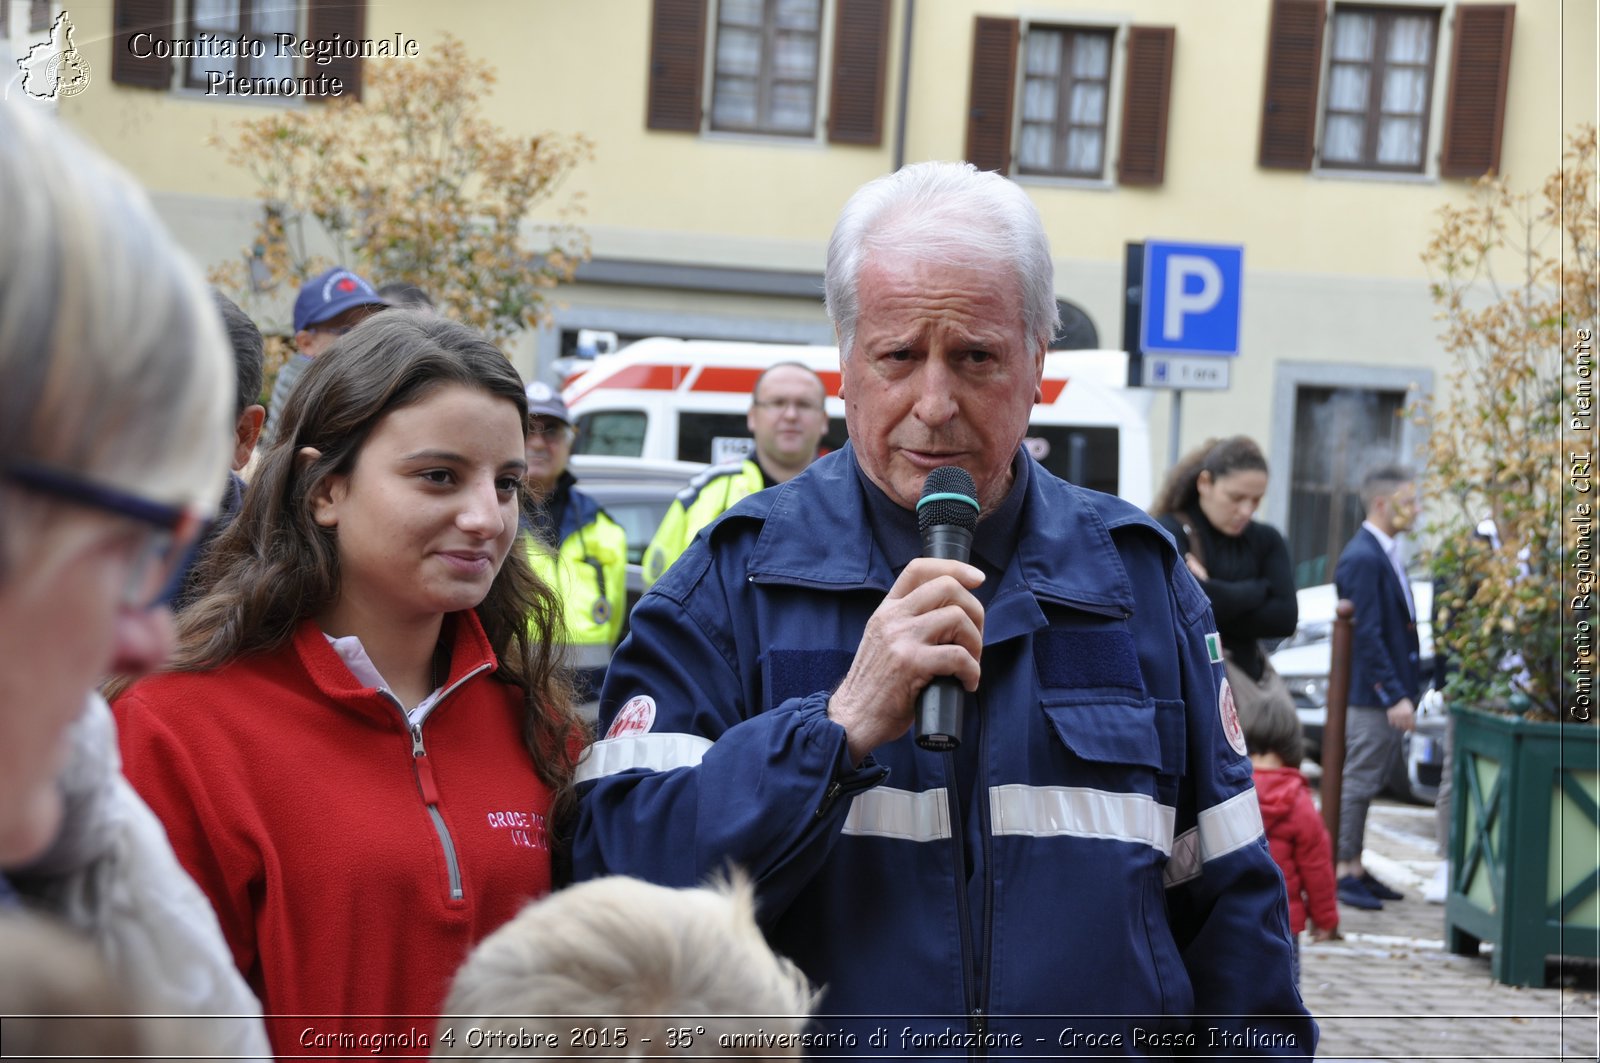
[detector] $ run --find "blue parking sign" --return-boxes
[1141,241,1243,356]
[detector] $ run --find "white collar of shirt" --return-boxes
[1361,521,1415,619]
[1362,520,1398,557]
[323,632,445,727]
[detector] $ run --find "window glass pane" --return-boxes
[1327,64,1369,111]
[1070,82,1106,125]
[1025,30,1062,76]
[1387,15,1434,63]
[1329,11,1374,61]
[767,81,814,131]
[250,2,297,37]
[1376,116,1422,165]
[1065,128,1102,174]
[719,0,762,29]
[711,77,757,127]
[1322,114,1364,162]
[193,0,240,33]
[1381,66,1427,115]
[253,48,296,81]
[191,53,232,82]
[1022,78,1057,122]
[773,32,817,79]
[1071,33,1110,79]
[1018,124,1053,170]
[774,0,819,31]
[714,26,761,77]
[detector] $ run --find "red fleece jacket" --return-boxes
[1252,766,1339,935]
[115,613,572,1058]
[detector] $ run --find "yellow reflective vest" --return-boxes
[642,459,767,587]
[524,485,627,690]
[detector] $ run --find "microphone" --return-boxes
[914,466,980,751]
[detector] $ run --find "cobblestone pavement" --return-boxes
[1299,798,1598,1062]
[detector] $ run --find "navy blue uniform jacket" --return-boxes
[574,446,1314,1056]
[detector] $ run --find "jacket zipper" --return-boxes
[411,723,464,901]
[942,750,980,1051]
[973,690,995,1060]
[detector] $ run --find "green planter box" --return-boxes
[1444,708,1600,987]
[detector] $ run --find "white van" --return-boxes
[562,337,1154,508]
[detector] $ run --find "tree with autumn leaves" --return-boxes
[1415,126,1598,721]
[212,34,590,351]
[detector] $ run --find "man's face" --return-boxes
[524,416,574,497]
[747,365,827,472]
[297,305,384,358]
[841,255,1044,513]
[1385,482,1418,534]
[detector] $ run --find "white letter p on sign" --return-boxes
[1162,254,1223,341]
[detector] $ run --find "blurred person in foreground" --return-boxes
[435,874,814,1061]
[573,161,1313,1054]
[1333,465,1422,910]
[642,362,828,585]
[113,310,586,1057]
[0,101,270,1058]
[521,382,627,711]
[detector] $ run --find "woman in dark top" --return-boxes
[1150,436,1298,681]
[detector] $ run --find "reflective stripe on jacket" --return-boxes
[641,459,764,586]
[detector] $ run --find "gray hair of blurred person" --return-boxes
[0,104,233,569]
[824,161,1060,360]
[436,874,815,1060]
[1359,463,1415,511]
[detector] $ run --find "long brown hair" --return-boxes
[1148,435,1269,518]
[169,311,583,799]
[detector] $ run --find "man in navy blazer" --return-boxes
[1333,465,1421,910]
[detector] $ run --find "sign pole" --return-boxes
[1169,390,1183,469]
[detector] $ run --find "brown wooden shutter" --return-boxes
[1117,26,1175,186]
[1257,0,1325,170]
[647,0,707,132]
[1439,4,1515,178]
[965,16,1018,173]
[110,0,173,88]
[305,0,366,100]
[827,0,889,146]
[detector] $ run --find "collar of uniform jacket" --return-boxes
[743,442,1138,621]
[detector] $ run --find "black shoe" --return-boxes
[1360,872,1405,901]
[1338,875,1383,910]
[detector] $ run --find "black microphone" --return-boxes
[914,466,980,751]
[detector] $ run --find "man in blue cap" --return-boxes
[259,267,388,449]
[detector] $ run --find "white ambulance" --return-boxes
[561,337,1154,508]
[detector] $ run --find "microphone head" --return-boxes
[916,466,980,534]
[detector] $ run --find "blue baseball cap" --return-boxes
[292,267,388,333]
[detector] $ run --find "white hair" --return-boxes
[436,874,815,1060]
[0,102,233,573]
[824,161,1061,358]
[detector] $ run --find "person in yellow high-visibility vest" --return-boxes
[642,362,828,586]
[521,383,626,710]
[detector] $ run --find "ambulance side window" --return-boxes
[574,411,647,457]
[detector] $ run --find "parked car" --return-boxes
[1269,578,1444,804]
[567,455,707,637]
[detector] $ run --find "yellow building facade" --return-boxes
[52,0,1597,581]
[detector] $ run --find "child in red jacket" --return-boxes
[1243,697,1340,983]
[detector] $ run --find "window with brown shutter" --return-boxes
[111,0,175,88]
[1439,4,1514,178]
[827,0,888,146]
[1015,26,1115,179]
[1258,0,1325,170]
[1117,26,1174,186]
[647,0,707,131]
[965,16,1018,173]
[304,0,364,100]
[710,0,824,137]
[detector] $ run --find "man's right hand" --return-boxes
[827,558,985,764]
[1387,697,1416,732]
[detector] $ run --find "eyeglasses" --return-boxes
[528,420,573,441]
[752,399,824,416]
[2,458,210,610]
